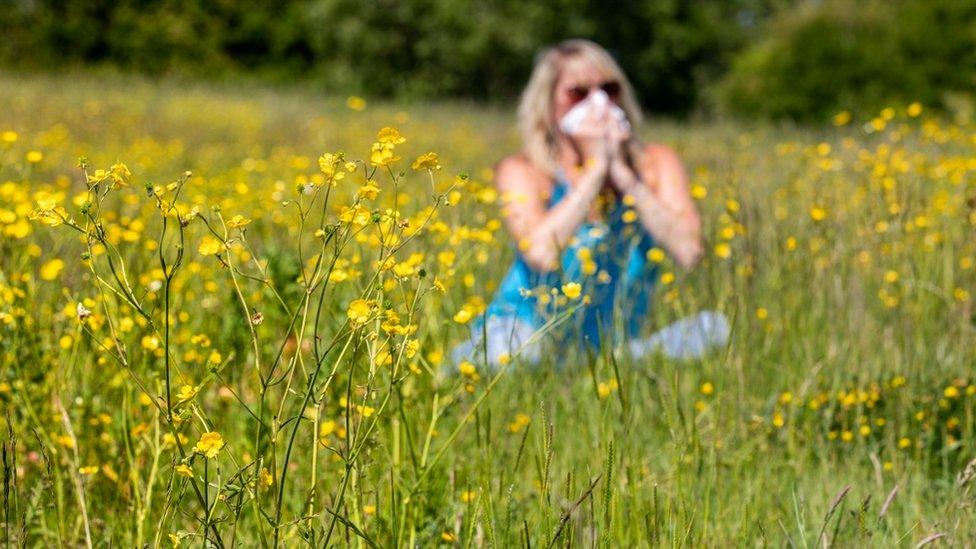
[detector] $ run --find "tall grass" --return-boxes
[0,72,974,546]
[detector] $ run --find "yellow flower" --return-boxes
[714,243,731,259]
[944,386,960,399]
[193,431,225,459]
[458,361,477,377]
[346,96,366,111]
[347,299,374,326]
[318,153,346,183]
[906,102,922,117]
[453,308,473,324]
[26,150,43,163]
[411,152,441,171]
[561,282,582,300]
[260,467,273,486]
[370,142,399,167]
[176,385,198,403]
[78,465,99,476]
[198,236,223,256]
[809,206,826,221]
[832,111,851,126]
[40,258,64,281]
[646,247,666,263]
[357,181,380,200]
[226,215,251,228]
[175,464,194,478]
[28,204,68,227]
[376,127,406,145]
[700,382,714,396]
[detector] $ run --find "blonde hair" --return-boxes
[518,39,644,176]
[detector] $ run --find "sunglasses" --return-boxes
[567,80,621,104]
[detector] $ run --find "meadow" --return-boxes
[1,71,975,547]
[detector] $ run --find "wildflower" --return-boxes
[357,180,380,200]
[193,431,225,459]
[453,308,473,324]
[318,153,346,183]
[40,259,64,281]
[646,247,666,263]
[226,215,251,228]
[175,464,194,478]
[347,299,374,327]
[458,361,477,377]
[944,386,960,399]
[26,150,43,163]
[176,385,198,403]
[370,142,399,167]
[809,206,826,221]
[411,152,441,171]
[79,465,98,475]
[28,201,68,227]
[198,236,223,256]
[561,282,582,300]
[260,467,273,487]
[376,127,406,145]
[346,96,366,111]
[320,420,336,440]
[700,382,714,396]
[832,111,851,126]
[714,243,731,259]
[141,335,160,351]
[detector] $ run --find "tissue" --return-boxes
[558,89,630,135]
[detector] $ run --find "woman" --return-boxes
[451,39,728,369]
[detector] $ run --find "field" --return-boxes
[2,71,975,546]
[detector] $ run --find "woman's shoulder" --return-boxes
[636,142,684,174]
[493,152,551,192]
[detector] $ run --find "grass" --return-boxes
[1,70,975,546]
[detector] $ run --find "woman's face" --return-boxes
[551,57,620,128]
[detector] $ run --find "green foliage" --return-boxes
[0,0,776,115]
[716,0,976,121]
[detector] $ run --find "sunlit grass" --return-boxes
[1,71,975,546]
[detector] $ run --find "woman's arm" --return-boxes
[610,144,703,269]
[494,154,607,273]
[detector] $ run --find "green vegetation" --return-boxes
[1,72,975,545]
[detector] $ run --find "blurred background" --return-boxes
[2,0,975,122]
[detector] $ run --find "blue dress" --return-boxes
[471,169,659,354]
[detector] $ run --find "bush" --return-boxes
[715,0,976,121]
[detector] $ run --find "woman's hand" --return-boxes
[606,120,640,194]
[570,102,613,171]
